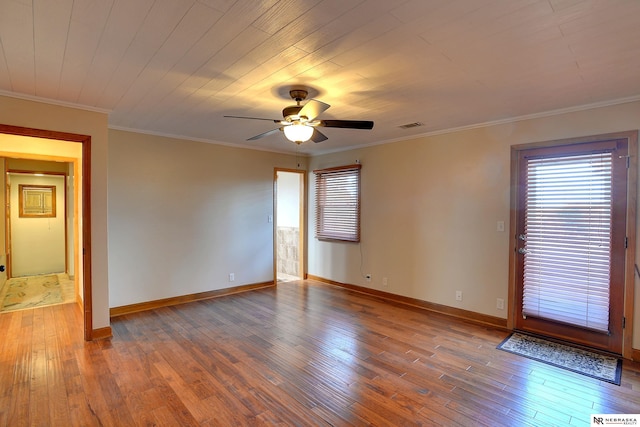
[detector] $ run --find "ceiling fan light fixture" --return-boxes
[283,123,314,143]
[225,88,373,144]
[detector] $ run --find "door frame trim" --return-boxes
[0,124,93,341]
[273,168,307,283]
[508,130,637,359]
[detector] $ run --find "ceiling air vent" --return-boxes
[398,122,424,129]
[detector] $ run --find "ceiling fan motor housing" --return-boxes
[283,105,303,121]
[283,90,309,121]
[289,89,308,102]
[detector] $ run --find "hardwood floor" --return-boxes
[1,279,639,426]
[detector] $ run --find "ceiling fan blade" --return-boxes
[247,128,282,140]
[298,99,330,121]
[224,115,280,123]
[311,128,328,143]
[319,120,374,130]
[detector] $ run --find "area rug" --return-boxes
[1,274,63,312]
[497,332,622,385]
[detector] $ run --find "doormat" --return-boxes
[1,274,63,312]
[497,332,622,385]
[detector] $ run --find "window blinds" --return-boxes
[522,151,612,333]
[314,164,361,242]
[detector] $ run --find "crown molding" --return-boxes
[314,94,640,156]
[4,89,639,158]
[108,125,309,156]
[0,90,111,114]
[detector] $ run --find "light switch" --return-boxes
[497,221,505,232]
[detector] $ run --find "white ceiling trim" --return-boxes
[108,124,302,156]
[4,87,639,159]
[0,90,112,115]
[114,90,640,158]
[313,94,640,156]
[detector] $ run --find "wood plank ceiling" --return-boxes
[0,0,639,154]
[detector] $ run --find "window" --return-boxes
[19,184,56,218]
[314,164,361,242]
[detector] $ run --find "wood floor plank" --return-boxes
[1,280,639,426]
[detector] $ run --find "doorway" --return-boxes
[0,124,93,340]
[0,165,76,312]
[274,169,305,282]
[509,131,637,356]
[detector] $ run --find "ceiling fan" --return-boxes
[224,89,374,144]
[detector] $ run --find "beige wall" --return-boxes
[308,100,640,350]
[0,95,109,329]
[107,129,305,307]
[7,158,69,173]
[2,93,637,351]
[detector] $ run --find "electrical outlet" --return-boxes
[455,291,463,301]
[229,273,235,282]
[382,277,388,288]
[365,274,372,282]
[497,298,505,310]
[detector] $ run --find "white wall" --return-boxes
[277,172,300,228]
[9,174,66,276]
[308,100,640,350]
[107,130,301,307]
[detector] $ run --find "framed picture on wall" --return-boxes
[19,184,56,218]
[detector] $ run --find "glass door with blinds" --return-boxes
[514,138,628,354]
